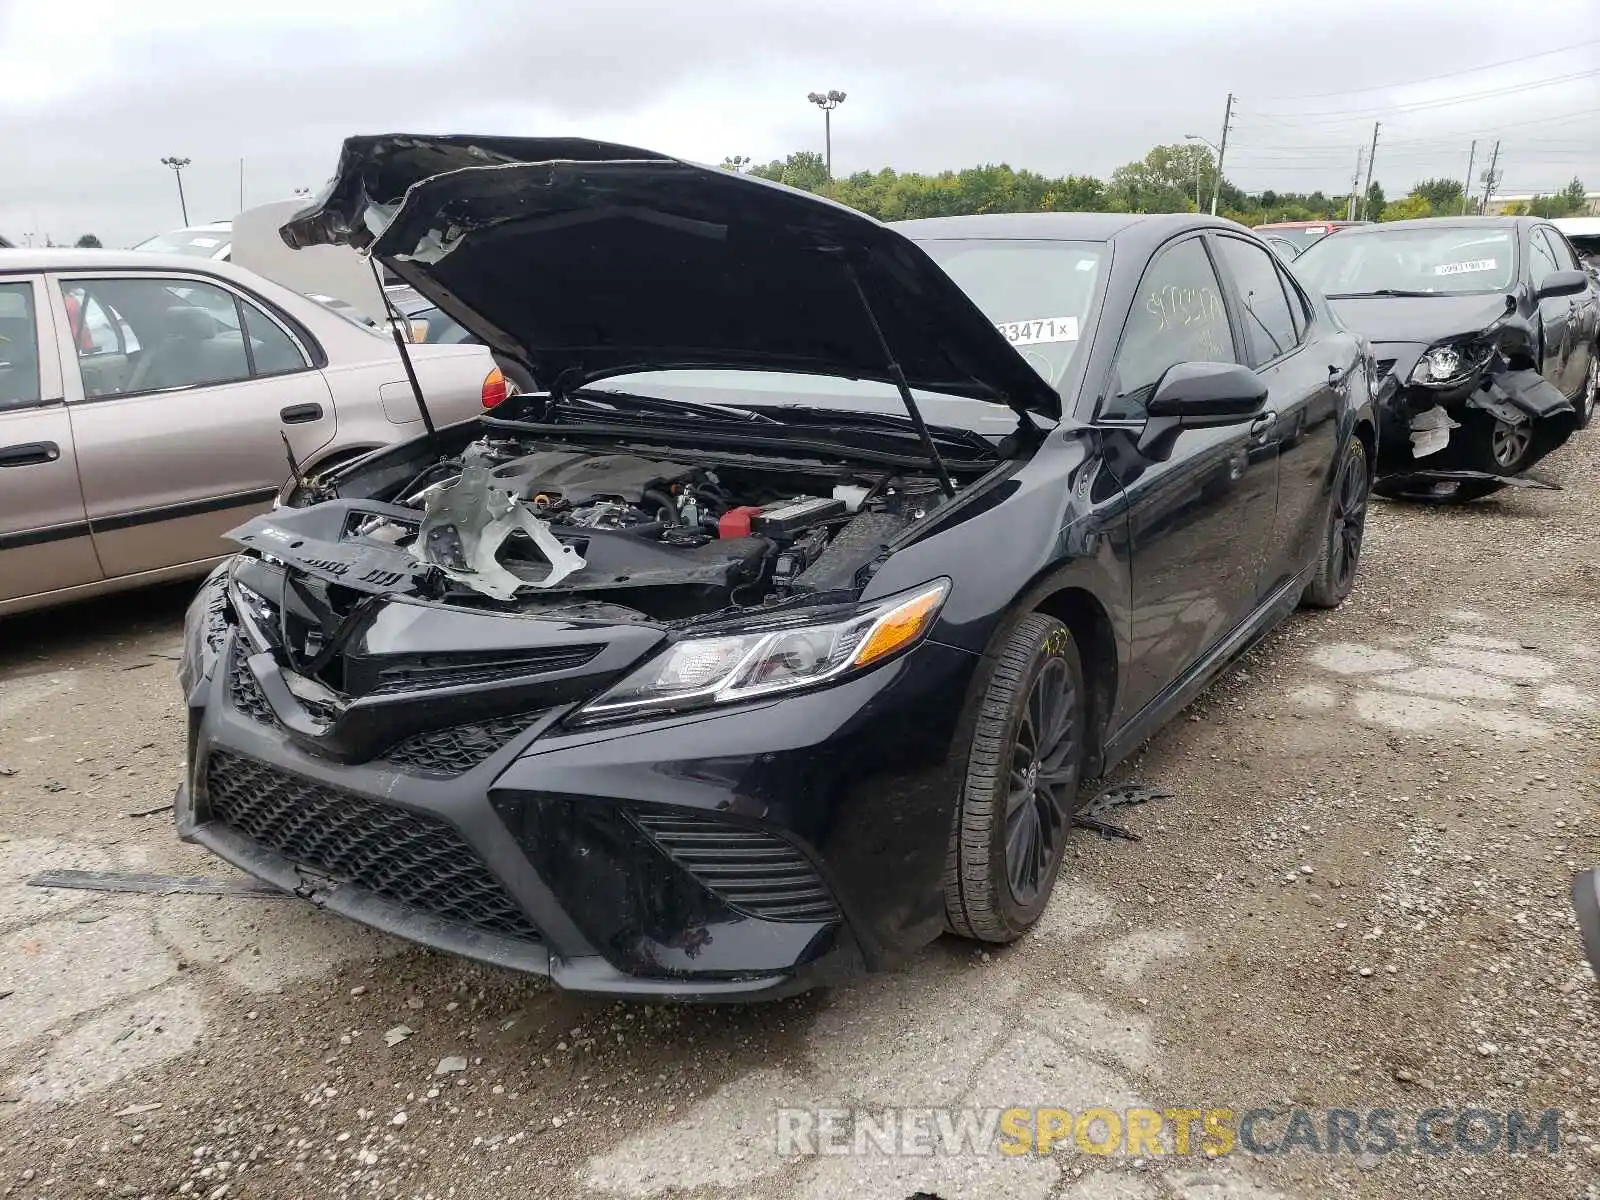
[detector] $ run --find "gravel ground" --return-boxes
[1,430,1597,1200]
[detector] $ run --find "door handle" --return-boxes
[280,403,323,424]
[1249,412,1278,440]
[0,441,60,468]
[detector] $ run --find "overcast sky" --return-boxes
[2,0,1596,247]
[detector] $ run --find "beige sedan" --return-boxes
[0,248,501,616]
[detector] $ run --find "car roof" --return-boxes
[891,210,1246,246]
[1324,216,1531,237]
[1552,216,1600,236]
[0,247,250,274]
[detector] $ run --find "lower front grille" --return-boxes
[203,751,539,942]
[382,713,542,775]
[629,807,839,923]
[227,643,280,728]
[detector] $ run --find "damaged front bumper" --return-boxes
[174,570,982,999]
[1373,350,1578,496]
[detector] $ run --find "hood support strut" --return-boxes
[841,259,957,499]
[368,259,441,456]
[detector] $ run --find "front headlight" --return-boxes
[572,579,951,724]
[1409,340,1493,387]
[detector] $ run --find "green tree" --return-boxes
[1362,181,1386,219]
[1381,195,1433,222]
[1529,178,1589,218]
[1410,178,1464,212]
[1108,143,1215,213]
[1559,176,1588,213]
[74,233,102,248]
[749,151,828,193]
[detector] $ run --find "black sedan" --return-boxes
[1293,217,1598,500]
[174,135,1377,1000]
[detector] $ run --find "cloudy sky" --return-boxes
[2,0,1596,247]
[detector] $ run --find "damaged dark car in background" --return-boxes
[1293,217,1598,502]
[173,134,1377,999]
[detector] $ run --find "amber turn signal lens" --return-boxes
[850,583,947,669]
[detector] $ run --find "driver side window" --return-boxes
[1102,237,1237,419]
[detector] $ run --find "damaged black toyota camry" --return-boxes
[1292,217,1598,501]
[175,135,1377,999]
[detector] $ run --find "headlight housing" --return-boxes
[1409,340,1494,388]
[572,579,951,724]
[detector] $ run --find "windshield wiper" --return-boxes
[1326,289,1445,299]
[565,388,782,424]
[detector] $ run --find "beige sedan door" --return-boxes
[0,275,103,606]
[53,271,337,579]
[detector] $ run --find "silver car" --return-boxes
[0,248,502,616]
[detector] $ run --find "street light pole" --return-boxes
[1183,134,1219,214]
[806,90,846,181]
[160,156,192,225]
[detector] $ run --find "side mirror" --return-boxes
[1536,269,1589,300]
[1136,362,1268,461]
[1575,867,1600,980]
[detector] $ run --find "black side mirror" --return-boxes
[1575,867,1600,980]
[1536,269,1589,300]
[1135,361,1268,460]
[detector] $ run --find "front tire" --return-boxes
[1302,434,1371,609]
[944,614,1086,944]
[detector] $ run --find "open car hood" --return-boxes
[279,134,1061,420]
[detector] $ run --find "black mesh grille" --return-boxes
[203,751,539,942]
[382,713,542,775]
[629,808,838,922]
[227,643,280,728]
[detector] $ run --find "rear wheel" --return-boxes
[944,614,1086,943]
[1302,434,1370,609]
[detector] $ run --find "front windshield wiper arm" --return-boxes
[564,387,782,424]
[1326,289,1446,298]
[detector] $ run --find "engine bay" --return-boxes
[316,438,956,622]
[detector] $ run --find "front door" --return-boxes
[1528,226,1579,395]
[0,275,102,605]
[1094,233,1279,724]
[53,272,337,579]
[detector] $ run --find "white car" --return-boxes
[131,221,235,260]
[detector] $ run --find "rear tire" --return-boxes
[943,614,1086,944]
[1302,434,1371,609]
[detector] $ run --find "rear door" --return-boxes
[1210,233,1343,597]
[53,271,337,579]
[0,275,103,605]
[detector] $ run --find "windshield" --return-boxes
[132,228,230,256]
[1259,226,1339,249]
[1294,226,1517,296]
[588,238,1104,431]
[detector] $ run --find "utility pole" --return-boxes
[1461,140,1477,215]
[1359,122,1380,220]
[806,90,846,181]
[1347,147,1365,221]
[1480,140,1501,214]
[160,156,191,225]
[1209,93,1234,216]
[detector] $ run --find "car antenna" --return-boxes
[839,258,957,498]
[367,258,442,456]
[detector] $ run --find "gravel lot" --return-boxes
[2,432,1597,1200]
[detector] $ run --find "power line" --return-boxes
[1238,68,1600,124]
[1255,38,1600,102]
[1233,106,1600,144]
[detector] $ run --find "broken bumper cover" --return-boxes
[174,573,981,999]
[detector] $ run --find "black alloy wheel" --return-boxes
[944,613,1086,943]
[1302,435,1371,609]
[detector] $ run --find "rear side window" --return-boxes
[0,282,41,410]
[1214,236,1299,367]
[1103,237,1236,419]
